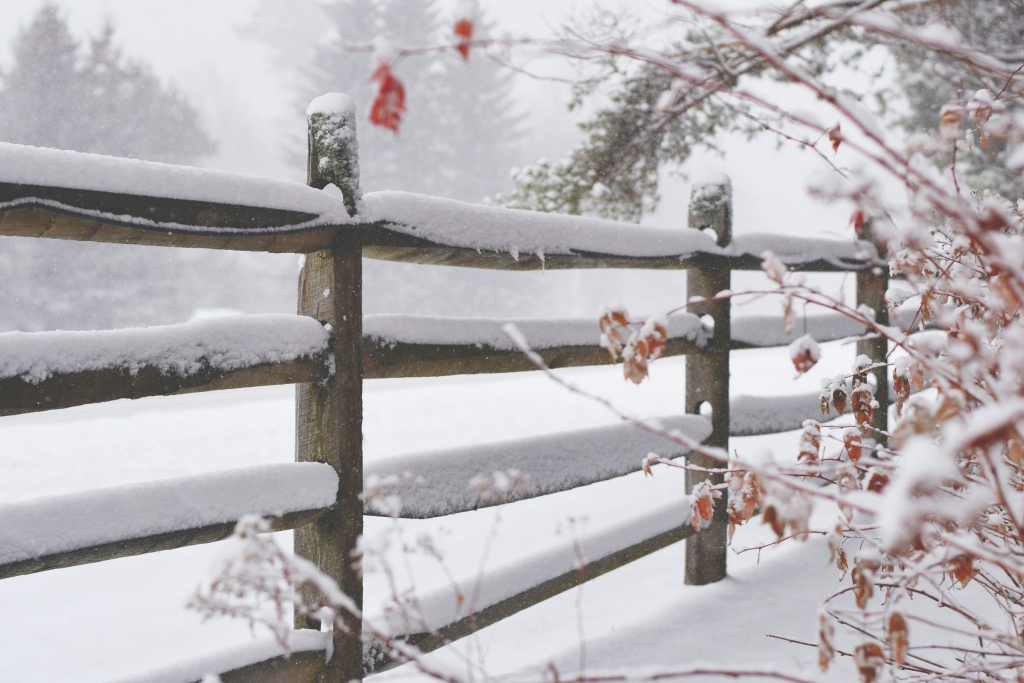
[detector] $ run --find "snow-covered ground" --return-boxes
[0,339,860,682]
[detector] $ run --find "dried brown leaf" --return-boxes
[887,611,908,666]
[854,642,886,683]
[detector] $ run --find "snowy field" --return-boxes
[0,337,861,682]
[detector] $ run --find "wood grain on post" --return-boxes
[684,179,732,586]
[295,93,364,682]
[856,221,890,440]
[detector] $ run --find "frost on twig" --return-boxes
[188,515,358,650]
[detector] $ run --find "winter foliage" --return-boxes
[887,0,1024,197]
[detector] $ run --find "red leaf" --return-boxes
[853,384,875,426]
[689,480,721,531]
[454,19,474,60]
[369,62,406,133]
[621,316,668,384]
[788,334,821,375]
[798,420,821,464]
[832,386,848,415]
[851,210,865,234]
[843,429,863,462]
[851,556,877,609]
[828,124,842,153]
[453,1,478,61]
[864,468,889,493]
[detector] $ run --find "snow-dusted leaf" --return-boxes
[818,610,835,672]
[886,611,908,666]
[828,124,842,153]
[788,334,821,375]
[854,642,885,683]
[689,479,721,531]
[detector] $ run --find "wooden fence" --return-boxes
[0,94,888,683]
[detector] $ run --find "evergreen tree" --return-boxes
[0,6,213,161]
[429,16,523,203]
[300,0,521,202]
[884,0,1024,197]
[0,5,84,152]
[0,6,286,332]
[77,24,214,162]
[499,1,1024,221]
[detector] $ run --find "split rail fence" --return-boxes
[0,93,888,683]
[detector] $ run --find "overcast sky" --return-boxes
[0,0,861,242]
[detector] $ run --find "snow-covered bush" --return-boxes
[588,3,1024,681]
[194,2,1024,681]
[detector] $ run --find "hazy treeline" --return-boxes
[0,2,627,332]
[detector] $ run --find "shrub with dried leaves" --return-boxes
[196,2,1024,682]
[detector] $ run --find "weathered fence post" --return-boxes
[296,93,363,681]
[684,178,732,586]
[856,221,890,439]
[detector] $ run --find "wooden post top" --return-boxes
[307,93,361,217]
[688,176,732,248]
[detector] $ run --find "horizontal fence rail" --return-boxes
[0,202,341,254]
[0,310,902,417]
[368,382,907,519]
[103,631,332,683]
[363,192,881,272]
[0,143,881,272]
[0,94,898,683]
[0,463,336,580]
[0,315,329,415]
[0,192,881,272]
[0,387,874,580]
[730,307,919,350]
[0,141,349,252]
[366,416,711,518]
[364,493,698,674]
[364,312,709,378]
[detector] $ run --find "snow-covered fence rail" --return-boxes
[368,493,698,668]
[0,315,330,415]
[359,192,879,272]
[363,312,709,378]
[370,388,882,521]
[0,93,891,683]
[365,308,912,381]
[0,463,337,581]
[0,311,894,418]
[366,416,712,518]
[0,144,880,272]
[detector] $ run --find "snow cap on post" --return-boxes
[307,92,361,217]
[688,174,732,247]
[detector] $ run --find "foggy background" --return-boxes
[0,0,854,332]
